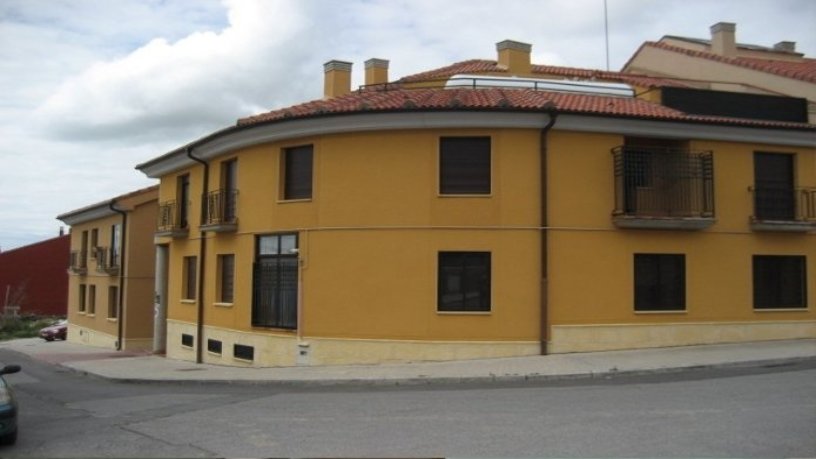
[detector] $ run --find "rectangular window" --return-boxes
[182,256,197,300]
[218,254,235,304]
[437,252,491,312]
[252,234,299,329]
[234,344,254,361]
[78,284,86,312]
[754,152,795,220]
[634,254,685,312]
[282,145,313,200]
[110,224,121,268]
[181,333,194,348]
[207,339,222,355]
[80,230,89,265]
[439,137,491,195]
[221,159,238,222]
[753,256,807,309]
[108,286,119,319]
[90,228,99,257]
[87,285,96,315]
[178,174,190,229]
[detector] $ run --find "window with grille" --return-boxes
[252,234,298,329]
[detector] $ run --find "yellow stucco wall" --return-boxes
[156,123,815,365]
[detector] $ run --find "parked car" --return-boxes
[39,320,67,341]
[0,364,21,445]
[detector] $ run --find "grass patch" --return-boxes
[0,315,64,341]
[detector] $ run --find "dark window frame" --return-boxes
[218,254,235,304]
[439,136,492,195]
[753,255,807,309]
[108,285,119,319]
[282,145,313,200]
[251,234,299,329]
[437,251,492,312]
[233,344,255,361]
[181,333,194,348]
[207,339,223,355]
[634,254,686,312]
[182,256,197,301]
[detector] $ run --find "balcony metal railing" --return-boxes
[94,246,120,275]
[69,250,87,274]
[750,186,816,223]
[613,146,715,220]
[201,189,238,229]
[157,200,189,236]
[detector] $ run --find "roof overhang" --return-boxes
[136,110,816,179]
[57,202,117,226]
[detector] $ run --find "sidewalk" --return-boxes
[1,337,814,385]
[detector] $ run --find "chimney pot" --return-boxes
[496,39,532,75]
[710,22,737,57]
[364,58,389,86]
[323,60,353,99]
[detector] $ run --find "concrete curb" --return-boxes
[56,355,816,388]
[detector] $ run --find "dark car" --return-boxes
[39,320,67,341]
[0,364,21,445]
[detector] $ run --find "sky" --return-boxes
[1,0,815,251]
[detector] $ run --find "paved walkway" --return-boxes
[1,337,814,385]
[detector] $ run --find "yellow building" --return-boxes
[57,186,158,351]
[137,41,815,367]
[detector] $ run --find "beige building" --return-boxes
[622,22,816,123]
[57,186,158,351]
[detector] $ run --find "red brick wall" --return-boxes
[0,235,69,316]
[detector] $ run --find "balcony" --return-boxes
[69,250,87,275]
[750,186,816,232]
[200,189,238,233]
[612,146,715,230]
[94,246,120,276]
[156,200,189,238]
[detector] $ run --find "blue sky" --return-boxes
[1,0,814,251]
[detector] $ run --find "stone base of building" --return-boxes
[67,324,154,351]
[67,324,118,350]
[548,320,816,353]
[166,319,541,367]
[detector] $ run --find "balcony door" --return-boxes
[754,152,794,220]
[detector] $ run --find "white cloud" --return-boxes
[1,0,815,251]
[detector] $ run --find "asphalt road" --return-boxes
[0,348,814,458]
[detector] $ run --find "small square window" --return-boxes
[181,333,194,348]
[234,344,255,361]
[438,252,491,312]
[207,339,222,355]
[634,254,685,312]
[753,255,806,309]
[439,137,491,195]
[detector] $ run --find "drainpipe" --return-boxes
[186,147,209,364]
[539,109,558,355]
[110,200,127,351]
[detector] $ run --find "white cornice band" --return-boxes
[137,111,816,178]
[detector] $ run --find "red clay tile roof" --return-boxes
[238,87,813,130]
[396,59,688,89]
[630,41,816,83]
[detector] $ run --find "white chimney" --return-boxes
[710,22,737,57]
